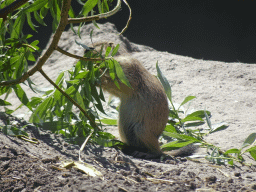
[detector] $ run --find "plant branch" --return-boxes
[38,69,99,130]
[68,0,121,24]
[56,46,107,61]
[0,0,29,21]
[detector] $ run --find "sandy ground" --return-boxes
[1,22,256,191]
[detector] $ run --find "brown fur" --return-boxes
[92,42,170,158]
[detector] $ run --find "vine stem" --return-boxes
[38,69,99,130]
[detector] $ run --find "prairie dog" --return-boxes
[93,42,169,158]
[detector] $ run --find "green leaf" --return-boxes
[113,60,132,88]
[227,160,234,166]
[179,96,196,109]
[24,0,48,13]
[26,77,37,93]
[49,0,60,33]
[75,70,89,79]
[164,124,177,133]
[33,11,47,26]
[66,80,80,85]
[111,44,120,56]
[209,123,229,134]
[55,71,64,86]
[185,122,205,127]
[106,60,119,89]
[40,5,48,18]
[30,40,40,49]
[250,151,256,160]
[156,62,172,102]
[105,46,112,57]
[10,56,20,65]
[169,110,179,119]
[99,86,105,102]
[68,6,76,18]
[26,12,38,32]
[29,97,42,108]
[4,107,14,115]
[74,91,86,111]
[12,84,32,110]
[11,13,25,38]
[181,116,204,123]
[81,0,98,16]
[161,140,194,150]
[224,148,240,154]
[92,20,100,29]
[247,148,256,160]
[245,145,256,152]
[98,119,117,125]
[186,110,211,118]
[29,97,52,123]
[0,99,11,106]
[91,85,105,113]
[27,51,36,61]
[162,131,201,143]
[83,79,92,101]
[108,60,115,80]
[65,86,77,97]
[204,110,212,129]
[242,133,256,148]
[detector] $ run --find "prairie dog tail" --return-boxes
[165,144,199,157]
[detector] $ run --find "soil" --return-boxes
[1,22,256,191]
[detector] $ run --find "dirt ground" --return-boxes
[1,22,256,191]
[1,113,256,192]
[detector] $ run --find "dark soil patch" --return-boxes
[1,113,256,192]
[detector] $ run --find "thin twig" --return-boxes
[68,0,121,24]
[56,46,107,61]
[38,69,99,130]
[119,0,132,35]
[79,131,94,162]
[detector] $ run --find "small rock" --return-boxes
[234,172,241,177]
[205,176,217,183]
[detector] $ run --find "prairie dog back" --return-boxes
[93,42,169,158]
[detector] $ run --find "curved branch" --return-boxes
[68,0,121,24]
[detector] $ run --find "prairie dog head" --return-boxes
[91,41,129,57]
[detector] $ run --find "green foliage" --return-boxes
[25,49,121,145]
[0,0,122,147]
[156,63,256,165]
